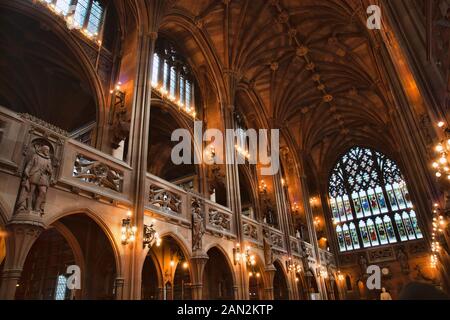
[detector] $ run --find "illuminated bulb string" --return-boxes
[33,0,104,45]
[430,203,447,268]
[432,121,450,180]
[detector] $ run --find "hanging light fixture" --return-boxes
[286,257,302,273]
[121,211,137,245]
[233,243,255,267]
[430,203,447,268]
[431,121,450,180]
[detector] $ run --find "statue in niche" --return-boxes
[263,234,273,266]
[191,198,205,252]
[397,248,410,274]
[16,143,54,214]
[358,255,368,276]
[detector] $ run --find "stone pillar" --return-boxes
[127,0,176,300]
[263,265,276,300]
[114,277,125,300]
[222,69,246,299]
[190,254,209,300]
[0,211,45,300]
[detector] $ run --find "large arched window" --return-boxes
[151,38,197,118]
[328,147,423,252]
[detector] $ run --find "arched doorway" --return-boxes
[273,261,289,300]
[295,273,309,300]
[141,253,161,300]
[305,269,320,299]
[248,267,264,300]
[15,213,117,300]
[143,235,192,300]
[203,247,234,300]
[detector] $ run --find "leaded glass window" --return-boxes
[328,147,423,252]
[151,38,196,115]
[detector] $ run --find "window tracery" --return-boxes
[329,147,423,252]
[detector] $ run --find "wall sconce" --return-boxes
[317,265,328,279]
[143,219,161,249]
[337,270,344,281]
[233,243,255,266]
[259,180,267,194]
[292,202,299,213]
[314,217,321,227]
[121,211,137,245]
[286,257,302,273]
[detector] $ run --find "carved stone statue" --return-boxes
[16,144,54,214]
[263,234,273,266]
[397,248,410,274]
[358,255,368,276]
[191,198,205,252]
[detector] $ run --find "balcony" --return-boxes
[0,106,317,250]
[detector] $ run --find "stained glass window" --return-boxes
[328,147,422,252]
[54,275,68,300]
[67,0,104,35]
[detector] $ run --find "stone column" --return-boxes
[222,69,247,299]
[0,211,45,300]
[114,277,125,300]
[263,265,276,300]
[299,173,326,299]
[127,0,176,300]
[190,254,209,300]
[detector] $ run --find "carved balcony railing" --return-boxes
[263,225,286,252]
[60,139,133,203]
[145,173,190,226]
[319,249,336,267]
[204,199,235,239]
[290,236,301,257]
[242,216,260,244]
[0,106,134,207]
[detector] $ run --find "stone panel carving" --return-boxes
[270,232,283,248]
[73,155,123,192]
[148,185,182,214]
[367,247,395,263]
[208,209,231,231]
[243,222,258,240]
[291,239,299,254]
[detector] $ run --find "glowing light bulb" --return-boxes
[436,144,444,152]
[440,156,447,164]
[438,121,445,128]
[436,172,442,177]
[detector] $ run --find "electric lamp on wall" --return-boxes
[121,210,137,245]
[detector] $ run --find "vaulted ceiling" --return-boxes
[160,0,397,173]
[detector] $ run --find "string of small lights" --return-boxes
[32,0,103,45]
[431,203,447,268]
